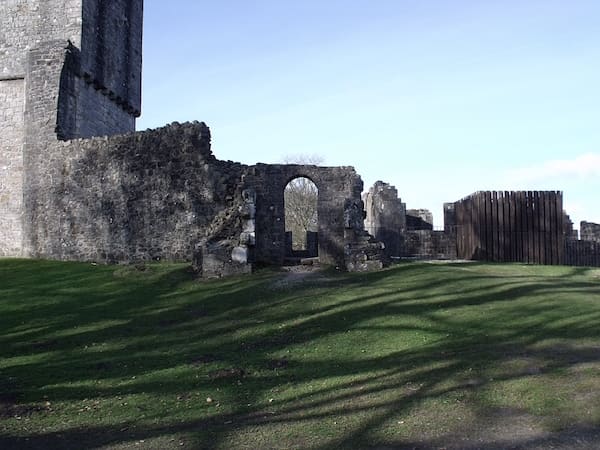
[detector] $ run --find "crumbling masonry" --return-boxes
[0,0,384,276]
[363,182,600,267]
[2,1,598,273]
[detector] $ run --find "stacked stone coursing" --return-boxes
[406,209,434,231]
[26,121,250,263]
[580,221,600,243]
[2,0,386,276]
[402,230,457,260]
[1,0,143,257]
[0,0,82,78]
[363,181,457,260]
[363,181,406,258]
[0,78,24,256]
[242,164,384,270]
[19,113,383,275]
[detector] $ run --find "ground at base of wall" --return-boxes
[391,257,476,264]
[267,263,337,290]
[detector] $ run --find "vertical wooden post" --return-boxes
[494,192,499,262]
[543,192,551,265]
[497,191,504,262]
[557,191,564,264]
[509,192,517,262]
[483,192,491,261]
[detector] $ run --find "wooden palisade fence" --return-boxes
[564,240,600,267]
[455,191,564,265]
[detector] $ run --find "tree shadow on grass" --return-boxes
[1,260,600,449]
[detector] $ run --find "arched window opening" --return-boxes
[284,177,318,257]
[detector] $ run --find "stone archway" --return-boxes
[246,164,366,268]
[284,176,319,259]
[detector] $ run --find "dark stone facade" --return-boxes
[580,221,600,243]
[22,117,383,275]
[363,181,457,260]
[406,209,434,231]
[26,121,246,263]
[247,164,368,268]
[363,181,406,258]
[402,231,457,260]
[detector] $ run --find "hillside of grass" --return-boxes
[1,259,600,449]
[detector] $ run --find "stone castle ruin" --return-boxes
[363,182,600,267]
[0,0,385,276]
[1,1,598,276]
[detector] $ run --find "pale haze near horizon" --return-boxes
[137,1,600,231]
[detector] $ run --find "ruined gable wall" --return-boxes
[363,181,406,257]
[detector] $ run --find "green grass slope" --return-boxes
[1,259,600,449]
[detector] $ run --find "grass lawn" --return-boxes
[1,259,600,449]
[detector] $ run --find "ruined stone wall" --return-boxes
[363,181,457,261]
[20,116,377,271]
[363,181,406,257]
[580,221,600,243]
[16,38,374,270]
[0,79,25,256]
[25,121,247,262]
[246,164,365,267]
[402,230,457,260]
[406,209,434,231]
[3,1,382,273]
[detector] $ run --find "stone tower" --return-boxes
[0,0,143,257]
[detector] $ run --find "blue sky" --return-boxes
[137,1,600,229]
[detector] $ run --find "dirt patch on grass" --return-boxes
[0,397,49,420]
[268,265,332,290]
[208,368,246,380]
[399,407,600,449]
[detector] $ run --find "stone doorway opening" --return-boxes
[284,176,319,262]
